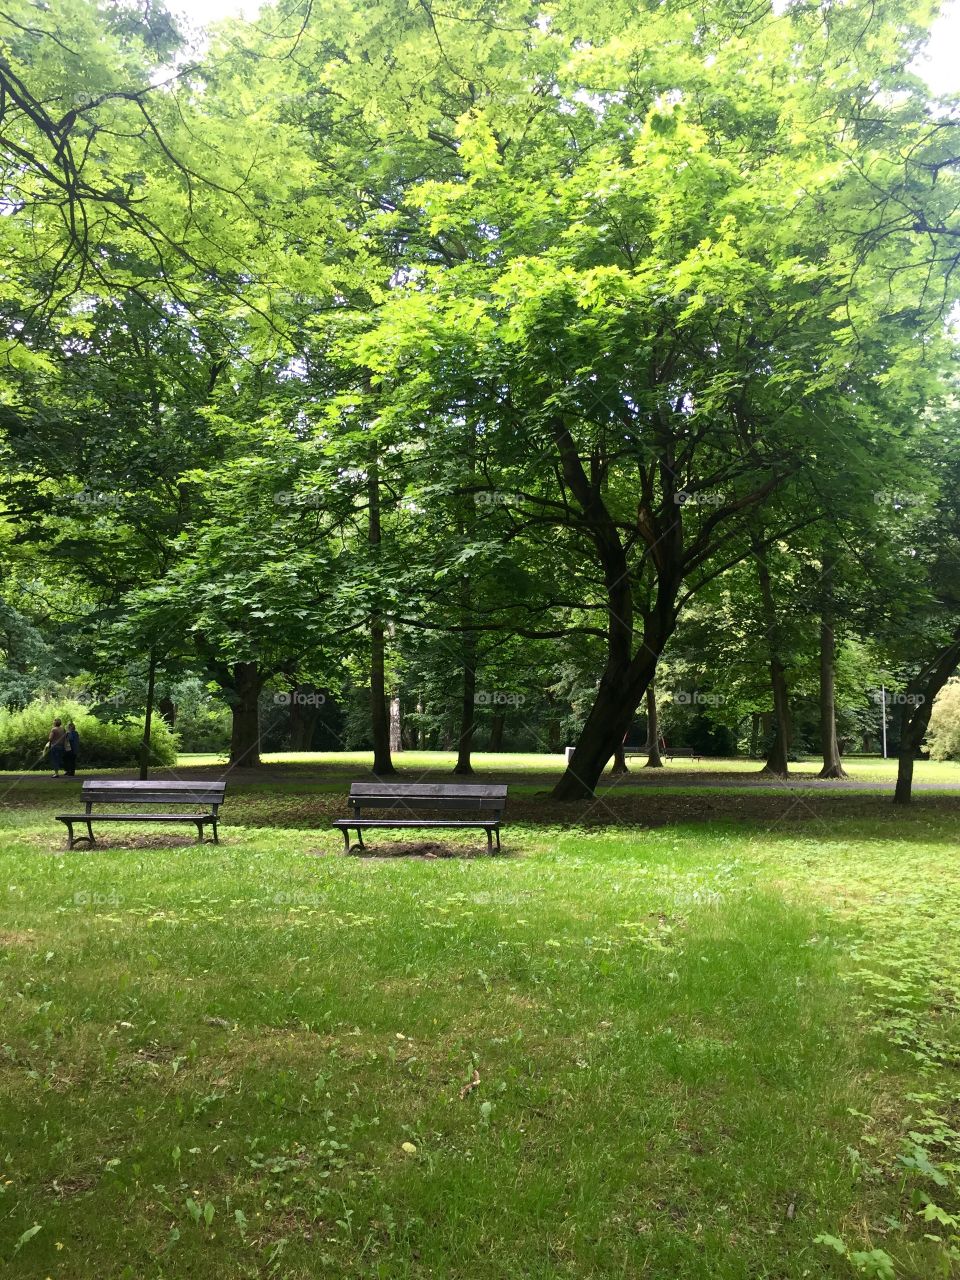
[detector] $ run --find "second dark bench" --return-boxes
[333,782,508,853]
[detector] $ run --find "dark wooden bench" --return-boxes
[56,781,226,850]
[333,782,508,853]
[623,746,702,761]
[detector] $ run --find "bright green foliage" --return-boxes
[926,678,960,759]
[0,697,176,769]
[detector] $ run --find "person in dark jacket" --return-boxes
[63,722,80,776]
[48,718,66,777]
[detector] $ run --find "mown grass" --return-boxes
[170,749,960,788]
[2,770,960,1277]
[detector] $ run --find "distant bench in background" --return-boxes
[623,746,701,761]
[333,782,508,853]
[56,780,226,850]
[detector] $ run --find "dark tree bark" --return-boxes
[453,633,477,775]
[288,685,321,752]
[368,451,396,777]
[158,695,177,728]
[139,647,158,780]
[754,545,790,778]
[228,662,263,768]
[817,618,847,779]
[553,614,674,800]
[551,421,680,800]
[610,740,630,775]
[749,712,761,757]
[453,431,478,776]
[894,628,960,804]
[488,710,505,751]
[644,682,663,768]
[547,412,782,800]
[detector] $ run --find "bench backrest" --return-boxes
[348,782,507,814]
[81,780,226,807]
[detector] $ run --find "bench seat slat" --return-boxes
[83,780,226,792]
[349,797,505,813]
[333,818,499,828]
[57,812,217,823]
[349,783,507,799]
[80,796,222,807]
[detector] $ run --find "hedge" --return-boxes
[0,699,178,770]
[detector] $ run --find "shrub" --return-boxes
[0,699,178,770]
[928,679,960,761]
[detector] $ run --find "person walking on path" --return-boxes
[47,718,66,778]
[63,722,79,777]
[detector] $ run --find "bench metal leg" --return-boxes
[341,827,351,853]
[212,818,219,845]
[486,826,493,854]
[495,826,501,853]
[63,820,96,851]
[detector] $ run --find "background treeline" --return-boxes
[1,0,960,798]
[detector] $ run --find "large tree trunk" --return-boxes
[749,712,761,757]
[368,451,397,777]
[553,656,659,799]
[754,546,790,778]
[453,633,477,775]
[139,647,159,780]
[894,629,960,804]
[644,682,663,768]
[551,572,677,799]
[610,740,630,775]
[158,695,177,728]
[817,619,847,779]
[229,662,263,768]
[488,710,505,752]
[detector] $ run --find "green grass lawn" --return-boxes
[170,749,960,788]
[2,767,960,1277]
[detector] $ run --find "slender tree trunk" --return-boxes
[139,647,158,780]
[368,451,396,777]
[229,663,263,768]
[894,629,960,804]
[754,546,790,777]
[817,619,847,778]
[763,666,791,777]
[453,433,478,776]
[644,682,663,768]
[453,633,477,775]
[488,710,505,751]
[749,712,760,757]
[158,695,176,728]
[389,695,402,754]
[288,685,321,752]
